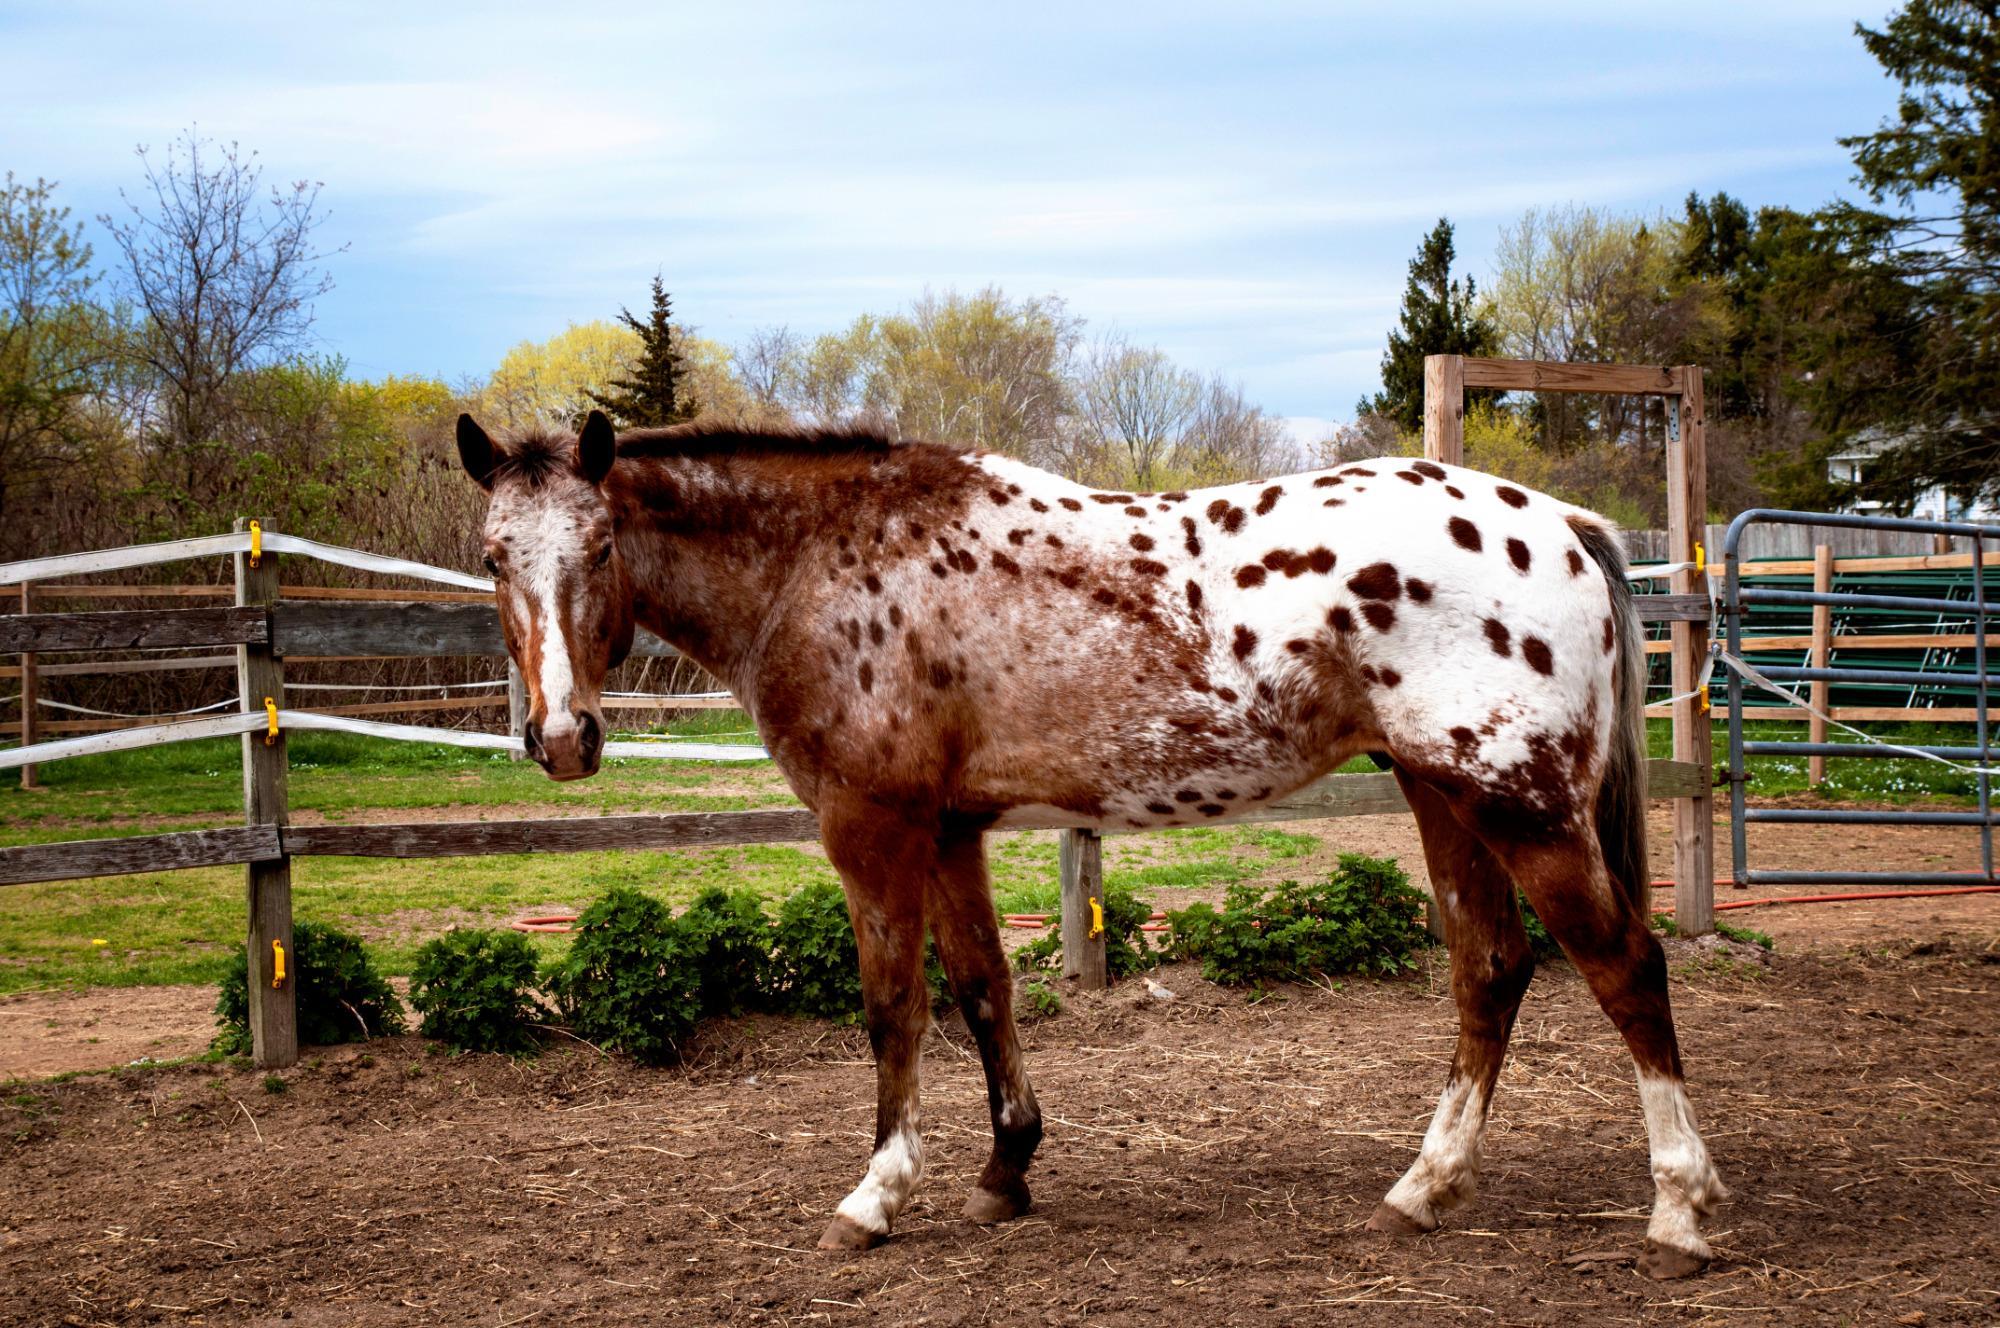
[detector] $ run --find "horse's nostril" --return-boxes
[523,720,544,757]
[577,712,602,763]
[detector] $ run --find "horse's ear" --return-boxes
[579,410,617,486]
[457,414,496,491]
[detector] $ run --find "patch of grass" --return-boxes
[1645,717,1980,804]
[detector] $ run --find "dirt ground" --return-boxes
[3,943,1996,1326]
[3,803,1997,1082]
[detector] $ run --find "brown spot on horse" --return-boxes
[1347,562,1402,601]
[1233,625,1258,658]
[1522,636,1554,675]
[1236,565,1267,588]
[1449,517,1482,552]
[1484,618,1512,656]
[1256,485,1283,515]
[1507,538,1532,573]
[1496,484,1529,508]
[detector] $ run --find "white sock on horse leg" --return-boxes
[1636,1071,1723,1255]
[834,1120,924,1237]
[1382,1075,1488,1228]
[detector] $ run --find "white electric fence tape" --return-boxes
[0,531,494,592]
[0,708,767,771]
[0,530,774,767]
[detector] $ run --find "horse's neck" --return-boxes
[606,453,821,691]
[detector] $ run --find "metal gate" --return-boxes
[1720,508,1999,888]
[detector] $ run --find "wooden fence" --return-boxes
[0,355,1770,1068]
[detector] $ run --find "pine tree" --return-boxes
[587,275,697,427]
[1359,218,1498,431]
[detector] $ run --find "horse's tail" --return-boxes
[1569,514,1650,919]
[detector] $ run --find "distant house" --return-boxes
[1826,430,2000,523]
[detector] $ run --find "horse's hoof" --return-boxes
[963,1182,1031,1225]
[1364,1201,1434,1237]
[817,1215,885,1252]
[1637,1239,1709,1280]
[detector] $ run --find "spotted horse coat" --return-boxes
[457,412,1726,1281]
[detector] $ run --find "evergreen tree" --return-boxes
[1807,0,2000,508]
[587,274,697,427]
[1359,218,1498,431]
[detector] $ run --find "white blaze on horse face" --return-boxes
[1637,1071,1724,1256]
[833,1121,924,1237]
[492,489,588,736]
[1381,1075,1488,1229]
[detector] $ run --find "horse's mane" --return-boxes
[490,419,943,487]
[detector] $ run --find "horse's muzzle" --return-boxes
[525,711,603,781]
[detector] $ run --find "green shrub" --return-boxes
[213,920,405,1054]
[770,881,864,1020]
[677,887,776,1017]
[1018,975,1063,1019]
[1167,853,1432,985]
[764,882,956,1020]
[1011,883,1160,978]
[409,928,544,1055]
[542,887,700,1065]
[1517,892,1564,960]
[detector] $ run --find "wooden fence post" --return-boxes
[1422,354,1465,467]
[1807,544,1833,788]
[235,518,296,1068]
[1667,370,1715,933]
[506,660,527,760]
[1058,828,1108,990]
[19,582,37,790]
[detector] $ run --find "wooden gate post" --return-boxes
[506,660,527,760]
[19,582,37,790]
[1422,354,1465,467]
[1807,544,1834,787]
[1058,828,1108,990]
[235,518,297,1067]
[1666,371,1715,934]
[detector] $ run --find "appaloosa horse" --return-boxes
[457,409,1725,1278]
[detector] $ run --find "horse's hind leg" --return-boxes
[1368,772,1535,1236]
[816,795,936,1251]
[1487,828,1725,1279]
[928,819,1042,1223]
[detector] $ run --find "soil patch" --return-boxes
[2,948,1995,1324]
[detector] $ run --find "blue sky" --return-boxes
[2,1,1896,440]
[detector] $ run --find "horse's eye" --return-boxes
[482,555,500,577]
[594,543,613,569]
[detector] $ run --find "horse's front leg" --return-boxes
[817,798,935,1251]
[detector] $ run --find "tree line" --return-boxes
[1,0,1992,580]
[1345,0,1997,525]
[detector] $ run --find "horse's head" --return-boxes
[458,409,635,781]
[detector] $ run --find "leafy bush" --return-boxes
[1167,853,1432,985]
[1018,975,1063,1019]
[542,887,701,1065]
[677,887,776,1017]
[1517,892,1564,960]
[213,920,405,1054]
[409,928,544,1055]
[765,881,954,1020]
[1012,883,1160,978]
[769,881,863,1021]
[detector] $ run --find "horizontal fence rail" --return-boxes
[0,758,1709,887]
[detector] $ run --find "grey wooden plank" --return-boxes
[0,606,268,653]
[281,759,1702,861]
[282,807,822,858]
[0,826,283,886]
[269,601,675,659]
[1634,594,1709,623]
